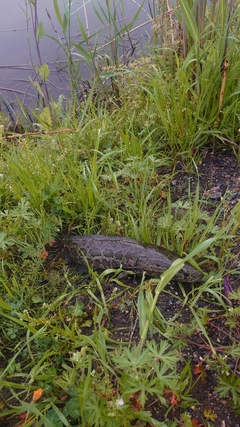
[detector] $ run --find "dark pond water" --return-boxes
[0,0,154,113]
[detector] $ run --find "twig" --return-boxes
[234,357,240,376]
[187,338,228,353]
[216,0,234,127]
[208,319,237,341]
[216,58,229,126]
[5,128,77,140]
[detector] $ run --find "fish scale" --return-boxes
[62,234,203,283]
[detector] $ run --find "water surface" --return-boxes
[0,0,153,110]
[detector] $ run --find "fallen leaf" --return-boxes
[164,389,179,406]
[130,392,142,410]
[31,388,44,403]
[40,250,49,259]
[192,418,201,427]
[16,412,27,426]
[193,359,204,375]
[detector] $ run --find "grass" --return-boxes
[0,0,240,426]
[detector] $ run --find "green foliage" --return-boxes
[216,374,240,407]
[1,1,240,426]
[9,0,239,160]
[1,94,240,425]
[216,373,240,415]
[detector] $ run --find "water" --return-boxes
[0,0,154,112]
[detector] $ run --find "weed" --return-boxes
[0,1,240,426]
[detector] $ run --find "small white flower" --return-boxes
[71,351,82,362]
[116,398,124,407]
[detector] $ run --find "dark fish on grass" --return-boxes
[61,234,203,284]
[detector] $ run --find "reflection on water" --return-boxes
[0,0,154,110]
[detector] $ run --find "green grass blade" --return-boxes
[177,0,199,43]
